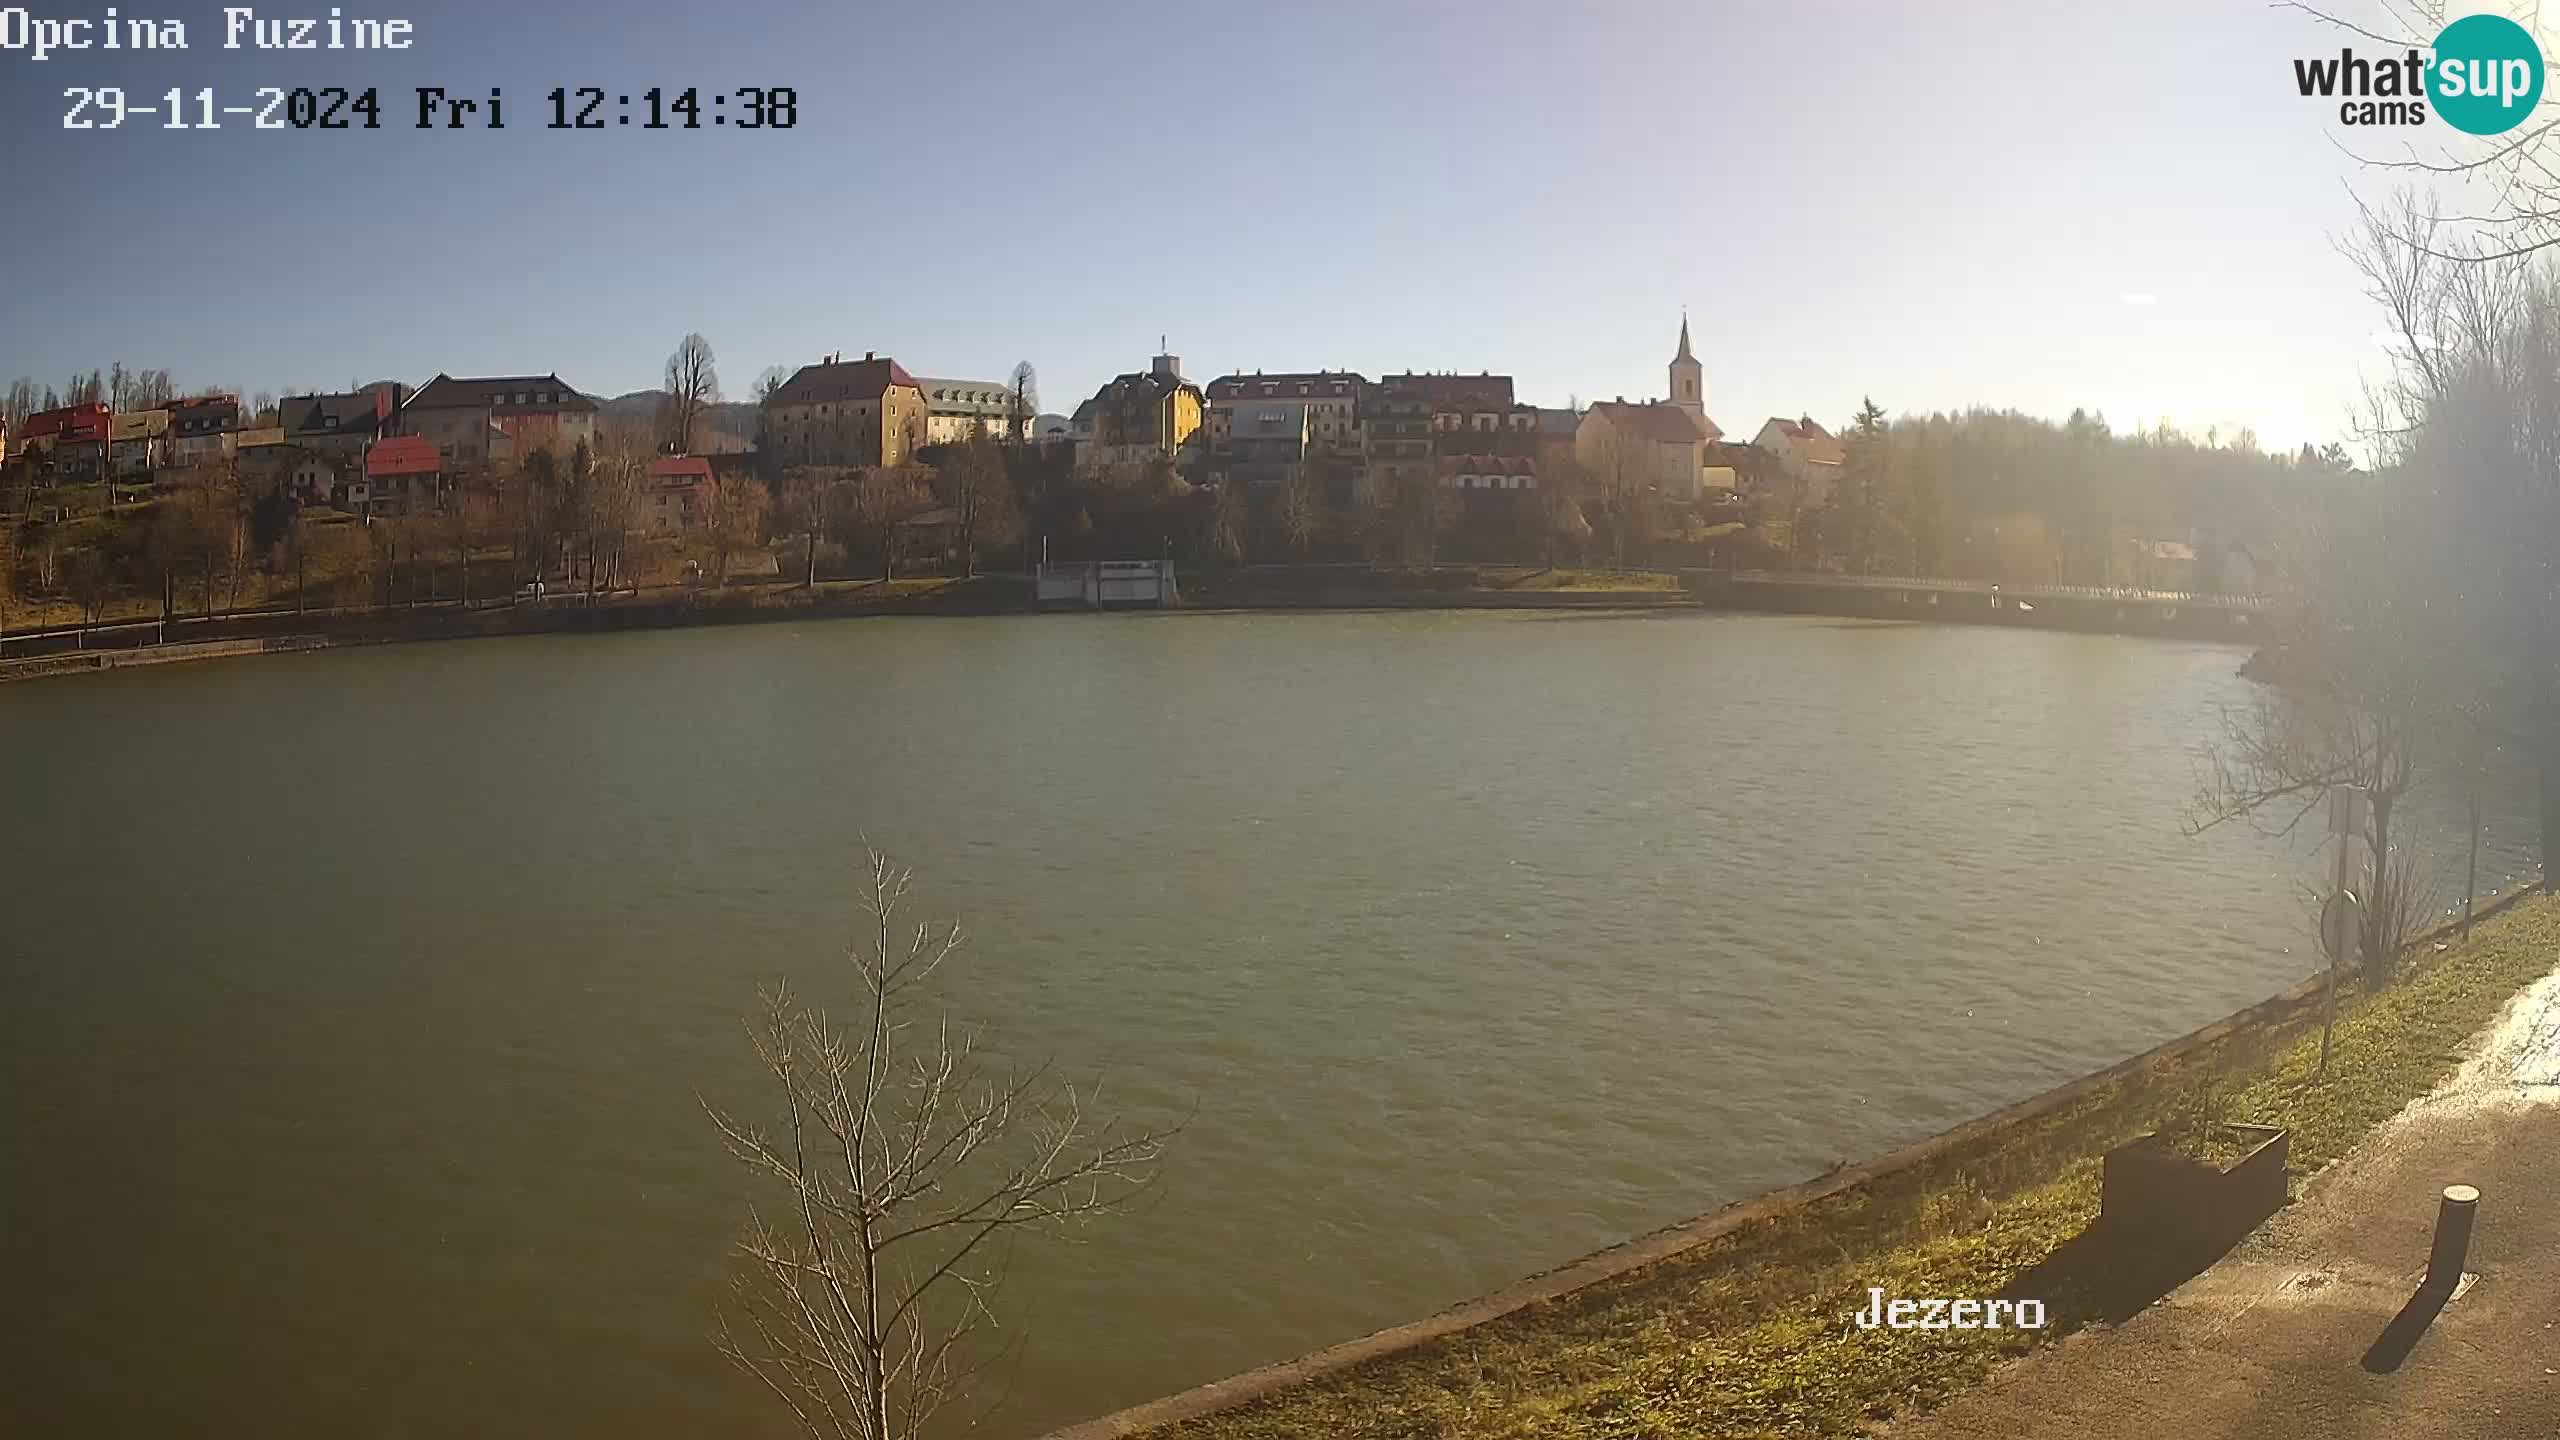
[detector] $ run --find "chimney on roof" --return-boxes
[865,351,875,362]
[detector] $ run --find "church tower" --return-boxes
[1668,311,1705,425]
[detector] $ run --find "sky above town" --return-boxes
[0,0,2528,449]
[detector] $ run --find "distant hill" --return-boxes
[594,390,759,454]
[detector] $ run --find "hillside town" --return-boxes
[0,316,2327,633]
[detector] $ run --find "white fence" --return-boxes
[1035,561,1179,608]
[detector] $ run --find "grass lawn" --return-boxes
[1157,896,2560,1440]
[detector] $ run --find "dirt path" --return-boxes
[1889,966,2560,1440]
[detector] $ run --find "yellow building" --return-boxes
[1076,350,1204,471]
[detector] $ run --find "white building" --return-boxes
[1753,415,1844,507]
[917,377,1029,446]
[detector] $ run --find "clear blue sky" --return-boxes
[0,0,2474,448]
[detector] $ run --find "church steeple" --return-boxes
[1668,309,1704,423]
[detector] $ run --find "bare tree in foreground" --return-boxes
[2288,1,2560,262]
[703,853,1171,1440]
[665,332,722,456]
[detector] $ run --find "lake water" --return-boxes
[0,611,2535,1437]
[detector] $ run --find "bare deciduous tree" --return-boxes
[2192,198,2544,995]
[703,853,1170,1440]
[703,470,768,586]
[934,433,1018,578]
[843,467,928,582]
[1276,464,1322,556]
[1007,362,1038,446]
[666,333,722,457]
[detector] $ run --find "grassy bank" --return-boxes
[1151,896,2559,1440]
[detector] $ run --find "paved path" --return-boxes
[1891,967,2560,1440]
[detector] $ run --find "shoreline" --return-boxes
[1043,882,2551,1440]
[0,581,1701,683]
[0,572,2264,686]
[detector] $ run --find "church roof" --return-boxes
[1674,313,1696,364]
[1589,399,1716,444]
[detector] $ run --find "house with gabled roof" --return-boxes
[281,389,394,458]
[359,434,445,515]
[761,352,927,469]
[1578,399,1720,502]
[1075,349,1204,473]
[108,409,170,477]
[168,395,243,466]
[1437,453,1539,491]
[398,373,597,468]
[642,454,714,534]
[1753,414,1845,506]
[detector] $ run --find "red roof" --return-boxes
[1764,415,1843,464]
[647,455,714,482]
[366,434,442,479]
[765,355,922,408]
[15,403,111,445]
[1206,371,1367,400]
[1381,373,1516,412]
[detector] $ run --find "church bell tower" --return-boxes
[1669,311,1705,424]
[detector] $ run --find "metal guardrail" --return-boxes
[1721,570,2274,608]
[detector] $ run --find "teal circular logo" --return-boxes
[2430,14,2545,134]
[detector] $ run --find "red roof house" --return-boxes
[14,402,111,449]
[644,454,715,533]
[366,434,442,479]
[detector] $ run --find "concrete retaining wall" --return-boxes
[0,634,328,683]
[1043,882,2545,1439]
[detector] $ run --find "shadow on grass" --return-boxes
[1998,1215,2267,1327]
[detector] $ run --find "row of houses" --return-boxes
[739,315,1847,513]
[1028,317,1846,507]
[5,375,597,513]
[7,322,1850,531]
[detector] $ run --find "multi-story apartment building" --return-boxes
[1361,379,1436,498]
[1204,371,1365,454]
[1222,400,1314,486]
[1376,371,1538,442]
[760,353,928,469]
